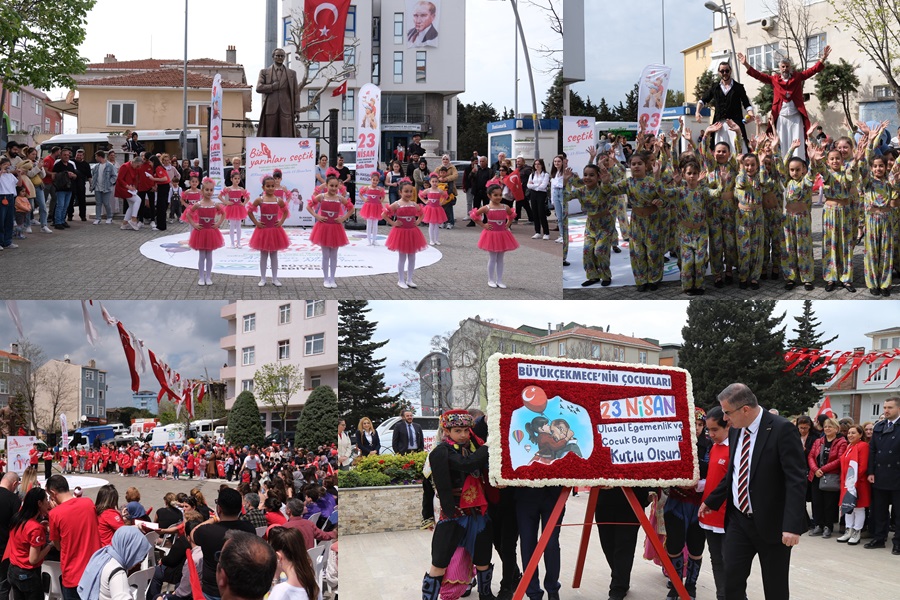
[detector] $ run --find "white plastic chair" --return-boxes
[142,531,160,568]
[306,511,321,527]
[308,542,329,598]
[255,526,268,537]
[41,561,63,600]
[127,567,155,600]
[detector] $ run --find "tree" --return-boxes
[815,59,861,128]
[39,361,76,434]
[597,98,615,121]
[0,0,96,136]
[157,400,178,426]
[295,385,339,450]
[679,300,791,411]
[765,0,817,70]
[254,362,304,435]
[523,0,563,72]
[780,301,839,415]
[666,89,685,107]
[193,384,227,422]
[693,70,718,103]
[753,75,775,116]
[457,100,501,157]
[9,339,47,435]
[828,0,900,119]
[614,84,640,122]
[338,300,404,430]
[113,407,156,427]
[543,70,602,120]
[226,391,265,448]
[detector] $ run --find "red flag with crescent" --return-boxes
[148,350,180,403]
[302,0,352,62]
[816,397,835,419]
[116,322,140,392]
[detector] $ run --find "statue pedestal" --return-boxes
[420,139,440,158]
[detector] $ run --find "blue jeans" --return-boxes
[203,593,221,600]
[54,190,72,225]
[33,186,47,226]
[0,195,14,247]
[95,190,113,219]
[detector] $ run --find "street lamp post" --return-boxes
[509,0,540,159]
[704,0,740,82]
[181,0,188,161]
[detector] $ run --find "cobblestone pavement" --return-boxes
[565,205,895,301]
[0,204,562,300]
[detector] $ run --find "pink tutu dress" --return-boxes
[188,205,225,251]
[180,190,202,223]
[385,204,428,253]
[477,208,519,252]
[359,186,387,219]
[222,188,249,220]
[248,201,290,251]
[309,197,352,248]
[420,189,448,224]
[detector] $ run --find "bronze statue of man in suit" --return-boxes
[257,48,299,137]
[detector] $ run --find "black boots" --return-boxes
[422,573,442,600]
[476,564,497,600]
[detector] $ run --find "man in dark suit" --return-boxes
[391,410,424,455]
[699,383,807,600]
[696,61,753,149]
[865,396,900,553]
[256,48,299,138]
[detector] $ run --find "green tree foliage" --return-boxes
[815,59,861,129]
[295,385,339,450]
[780,301,839,416]
[693,70,718,102]
[0,0,96,125]
[338,300,404,430]
[254,363,304,435]
[114,407,157,426]
[457,100,501,157]
[193,385,227,421]
[666,89,685,107]
[157,400,178,426]
[614,84,640,122]
[679,300,791,411]
[226,391,265,448]
[753,72,775,115]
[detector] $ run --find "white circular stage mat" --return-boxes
[37,474,109,490]
[139,228,442,278]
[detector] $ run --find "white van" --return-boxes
[40,129,204,168]
[149,424,191,448]
[376,415,441,455]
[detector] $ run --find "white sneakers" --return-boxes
[555,236,564,243]
[106,218,112,224]
[272,278,282,287]
[398,281,409,289]
[532,233,542,239]
[41,226,53,234]
[93,219,100,225]
[24,227,32,234]
[488,281,497,288]
[259,278,267,287]
[543,234,550,240]
[151,223,158,231]
[488,281,507,289]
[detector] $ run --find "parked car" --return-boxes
[376,415,440,454]
[266,430,296,446]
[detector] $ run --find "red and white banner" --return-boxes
[637,64,671,137]
[783,347,900,388]
[303,0,353,62]
[6,436,38,475]
[816,397,835,419]
[356,83,381,190]
[208,73,225,194]
[562,116,595,177]
[116,322,140,392]
[245,137,317,226]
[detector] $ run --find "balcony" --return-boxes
[221,303,237,320]
[220,365,236,381]
[220,334,236,351]
[381,112,431,128]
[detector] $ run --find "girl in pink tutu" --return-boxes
[358,171,387,245]
[471,183,518,288]
[308,175,355,288]
[179,174,202,223]
[272,169,290,201]
[247,175,291,287]
[384,179,427,289]
[185,178,226,286]
[219,169,250,248]
[418,173,449,246]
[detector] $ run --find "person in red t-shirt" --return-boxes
[6,488,54,599]
[41,449,54,480]
[41,147,60,214]
[94,484,125,547]
[115,154,143,230]
[699,406,731,600]
[28,445,39,468]
[46,474,101,600]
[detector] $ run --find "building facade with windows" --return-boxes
[282,0,465,159]
[132,390,157,414]
[0,345,31,411]
[0,84,64,142]
[32,358,108,433]
[219,300,338,434]
[705,0,893,133]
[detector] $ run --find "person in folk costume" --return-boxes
[759,133,787,282]
[733,137,772,289]
[566,148,617,288]
[422,410,496,600]
[856,121,896,296]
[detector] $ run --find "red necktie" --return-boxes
[737,428,751,513]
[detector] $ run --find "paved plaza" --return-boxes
[0,203,562,300]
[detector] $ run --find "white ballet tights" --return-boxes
[428,223,440,244]
[321,247,339,284]
[366,219,379,244]
[259,251,279,281]
[398,252,417,284]
[197,250,213,282]
[488,252,505,285]
[228,220,242,246]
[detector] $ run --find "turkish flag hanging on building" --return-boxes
[302,0,352,62]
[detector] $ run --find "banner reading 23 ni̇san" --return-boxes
[637,64,671,137]
[486,354,698,488]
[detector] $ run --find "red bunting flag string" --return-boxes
[782,347,900,388]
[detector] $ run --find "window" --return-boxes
[447,126,452,151]
[44,117,50,132]
[639,351,648,364]
[867,363,887,383]
[498,340,506,352]
[187,104,210,127]
[283,17,292,45]
[342,89,355,120]
[310,375,322,388]
[874,85,895,99]
[510,342,517,353]
[747,43,780,71]
[805,33,826,62]
[344,45,356,68]
[35,100,42,116]
[278,304,291,324]
[394,12,404,44]
[0,380,8,394]
[10,120,18,133]
[85,387,95,399]
[243,313,256,333]
[85,371,94,381]
[85,405,94,416]
[305,333,325,355]
[894,337,900,348]
[99,390,105,401]
[591,344,601,359]
[242,346,255,366]
[10,92,19,108]
[540,346,548,356]
[307,61,320,78]
[613,347,625,361]
[306,300,325,318]
[99,406,105,417]
[0,358,8,373]
[394,51,403,83]
[241,379,254,392]
[278,340,290,360]
[416,51,427,83]
[307,90,320,120]
[372,53,381,85]
[55,121,60,134]
[341,126,355,142]
[345,6,356,35]
[107,101,136,127]
[880,338,888,349]
[372,16,380,41]
[873,403,882,416]
[99,373,105,383]
[559,342,566,357]
[712,3,731,29]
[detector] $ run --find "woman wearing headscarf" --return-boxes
[77,526,151,600]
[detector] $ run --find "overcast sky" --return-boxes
[1,301,228,413]
[366,300,897,413]
[58,0,559,133]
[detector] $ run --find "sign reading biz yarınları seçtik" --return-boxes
[486,354,699,489]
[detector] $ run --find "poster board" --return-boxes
[486,354,698,488]
[7,436,38,475]
[245,137,317,226]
